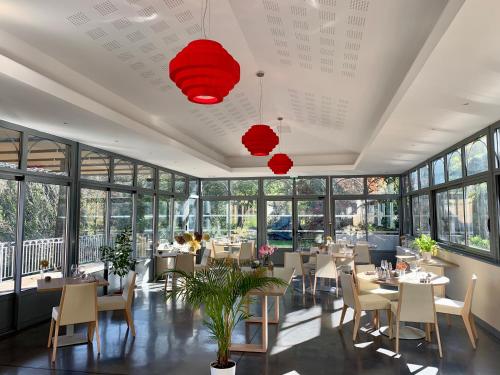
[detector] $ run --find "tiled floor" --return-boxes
[0,281,498,375]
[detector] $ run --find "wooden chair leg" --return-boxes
[469,313,478,339]
[395,319,400,354]
[462,314,476,349]
[373,310,379,329]
[386,309,392,338]
[87,322,93,343]
[95,319,101,354]
[313,276,318,294]
[425,323,431,342]
[339,304,348,329]
[435,321,443,358]
[51,322,60,362]
[125,308,136,337]
[47,319,54,348]
[352,311,361,341]
[335,276,339,298]
[446,313,451,326]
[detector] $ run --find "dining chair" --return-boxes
[354,244,371,264]
[313,254,339,297]
[339,271,391,341]
[165,253,195,290]
[237,242,254,265]
[211,241,231,259]
[284,252,312,294]
[195,247,212,271]
[329,244,343,253]
[97,271,136,337]
[354,264,399,301]
[434,274,478,349]
[391,282,442,357]
[48,282,100,362]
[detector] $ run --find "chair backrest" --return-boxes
[239,242,253,261]
[398,282,435,323]
[284,252,305,276]
[354,264,376,291]
[355,264,375,273]
[122,271,136,307]
[213,242,226,254]
[59,282,97,326]
[200,247,211,266]
[421,264,445,297]
[463,274,477,315]
[175,253,195,274]
[310,246,320,254]
[354,244,370,264]
[339,271,359,309]
[315,254,337,279]
[329,244,343,254]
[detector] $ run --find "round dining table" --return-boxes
[357,271,450,339]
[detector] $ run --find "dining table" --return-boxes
[230,267,295,353]
[356,270,450,339]
[37,276,109,347]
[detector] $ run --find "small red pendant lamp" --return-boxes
[169,1,239,104]
[241,71,279,156]
[268,117,293,174]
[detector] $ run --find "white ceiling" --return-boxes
[0,0,496,177]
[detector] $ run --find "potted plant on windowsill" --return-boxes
[100,227,136,293]
[413,234,438,261]
[166,260,286,375]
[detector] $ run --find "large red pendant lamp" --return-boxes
[169,1,240,104]
[241,72,279,156]
[268,117,293,174]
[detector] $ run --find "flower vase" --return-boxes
[40,269,45,280]
[422,252,432,261]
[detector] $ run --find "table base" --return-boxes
[379,325,426,340]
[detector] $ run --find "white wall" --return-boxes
[438,249,500,332]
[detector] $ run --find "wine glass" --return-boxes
[70,264,77,278]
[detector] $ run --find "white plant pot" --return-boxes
[422,252,432,261]
[210,361,236,375]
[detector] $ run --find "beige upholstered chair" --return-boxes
[195,247,212,271]
[421,264,446,298]
[391,282,442,357]
[211,241,231,259]
[48,282,100,362]
[339,271,391,341]
[313,254,339,297]
[354,264,399,301]
[354,244,371,264]
[435,274,478,349]
[98,271,136,337]
[237,242,254,265]
[284,252,311,294]
[165,253,195,290]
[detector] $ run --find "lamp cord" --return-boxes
[259,77,263,124]
[201,0,209,39]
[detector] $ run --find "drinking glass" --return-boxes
[70,264,77,278]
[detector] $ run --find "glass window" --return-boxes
[0,179,18,294]
[465,136,488,176]
[465,182,489,251]
[412,194,430,236]
[297,200,325,250]
[113,158,134,185]
[0,128,21,169]
[447,149,463,181]
[136,194,154,258]
[159,170,173,192]
[295,178,326,195]
[230,179,258,196]
[173,198,196,236]
[174,175,186,194]
[158,196,172,246]
[367,176,399,195]
[79,189,106,273]
[230,200,257,240]
[202,200,229,238]
[448,187,465,245]
[264,179,293,196]
[22,182,67,289]
[433,158,445,185]
[80,150,110,182]
[137,165,154,189]
[419,165,429,189]
[409,171,418,191]
[403,175,410,194]
[27,136,69,176]
[332,177,364,195]
[366,199,399,250]
[202,180,228,196]
[189,179,199,196]
[266,200,292,249]
[436,191,449,242]
[110,191,133,244]
[334,200,366,243]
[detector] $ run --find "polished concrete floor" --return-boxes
[0,280,498,375]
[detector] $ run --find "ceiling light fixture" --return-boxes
[268,117,293,174]
[169,0,240,104]
[242,71,279,156]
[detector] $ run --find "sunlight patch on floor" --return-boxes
[280,306,322,329]
[331,309,366,328]
[282,371,301,375]
[270,316,321,355]
[354,341,373,348]
[415,367,438,375]
[407,363,424,373]
[376,347,401,359]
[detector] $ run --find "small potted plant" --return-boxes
[413,234,438,261]
[39,259,49,279]
[100,227,136,293]
[166,260,285,375]
[258,244,276,270]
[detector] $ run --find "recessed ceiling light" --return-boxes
[63,122,68,125]
[114,140,119,143]
[462,102,470,106]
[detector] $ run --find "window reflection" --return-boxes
[0,128,20,169]
[27,136,69,176]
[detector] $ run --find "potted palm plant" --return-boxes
[166,260,286,374]
[413,234,438,261]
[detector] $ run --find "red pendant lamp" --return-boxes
[268,117,293,174]
[241,72,279,156]
[169,1,240,104]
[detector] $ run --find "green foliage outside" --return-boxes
[468,235,489,250]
